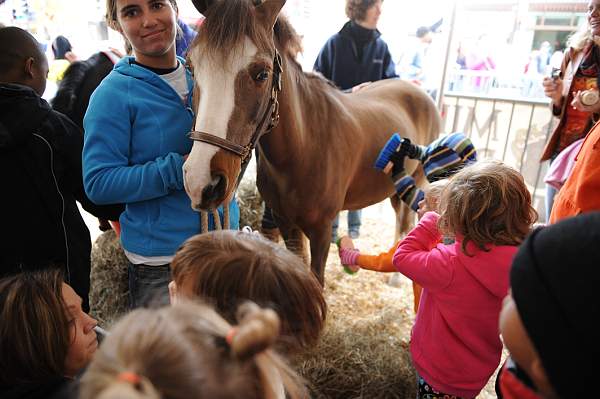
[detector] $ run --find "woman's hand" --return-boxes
[542,76,564,105]
[570,90,600,113]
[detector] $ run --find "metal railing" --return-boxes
[442,92,555,220]
[445,69,548,99]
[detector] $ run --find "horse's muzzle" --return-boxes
[196,173,227,210]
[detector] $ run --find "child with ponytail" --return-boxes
[80,301,306,399]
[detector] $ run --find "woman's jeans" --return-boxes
[332,209,362,240]
[128,263,171,309]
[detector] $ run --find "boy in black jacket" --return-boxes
[0,27,123,310]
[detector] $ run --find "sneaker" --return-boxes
[348,228,360,239]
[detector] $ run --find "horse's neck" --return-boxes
[260,56,343,167]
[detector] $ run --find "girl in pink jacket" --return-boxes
[393,161,537,398]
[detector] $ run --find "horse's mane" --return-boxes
[197,0,307,63]
[273,15,303,60]
[196,1,349,124]
[276,18,344,95]
[197,0,272,63]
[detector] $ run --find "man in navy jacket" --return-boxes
[314,0,397,240]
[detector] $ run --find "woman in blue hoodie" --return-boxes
[83,0,239,309]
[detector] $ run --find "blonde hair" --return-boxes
[565,15,600,51]
[567,27,592,51]
[171,230,326,353]
[424,179,449,212]
[438,161,537,255]
[80,301,306,399]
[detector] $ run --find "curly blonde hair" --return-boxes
[345,0,381,22]
[80,301,306,399]
[438,161,537,255]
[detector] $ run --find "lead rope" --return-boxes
[201,211,209,233]
[223,201,230,230]
[212,209,222,230]
[199,200,231,233]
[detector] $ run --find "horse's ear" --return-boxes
[191,0,217,15]
[255,0,286,29]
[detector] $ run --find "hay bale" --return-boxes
[89,230,129,326]
[291,241,417,398]
[293,310,416,399]
[237,172,264,231]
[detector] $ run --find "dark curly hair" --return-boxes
[345,0,381,22]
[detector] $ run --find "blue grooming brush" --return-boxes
[374,133,402,173]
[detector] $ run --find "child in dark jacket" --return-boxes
[0,27,123,310]
[499,213,600,399]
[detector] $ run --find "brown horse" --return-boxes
[183,0,441,283]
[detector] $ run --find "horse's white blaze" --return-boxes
[183,38,258,205]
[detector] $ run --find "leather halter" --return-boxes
[188,50,283,165]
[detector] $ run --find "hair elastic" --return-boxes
[117,371,141,385]
[226,327,238,345]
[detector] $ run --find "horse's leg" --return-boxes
[260,205,281,243]
[272,211,309,264]
[387,195,411,288]
[391,195,416,242]
[305,223,332,286]
[391,164,427,241]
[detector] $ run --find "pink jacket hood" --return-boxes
[457,239,517,299]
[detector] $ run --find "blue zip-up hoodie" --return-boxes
[313,21,397,90]
[83,56,239,257]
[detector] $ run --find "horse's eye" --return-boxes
[254,70,269,82]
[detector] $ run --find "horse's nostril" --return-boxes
[210,174,222,187]
[201,173,227,205]
[201,183,216,202]
[213,174,227,199]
